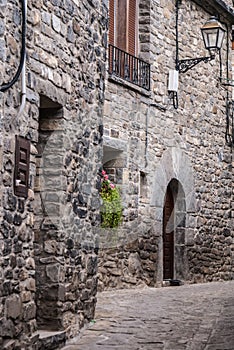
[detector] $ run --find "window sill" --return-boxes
[108,74,151,97]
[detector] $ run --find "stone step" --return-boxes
[34,330,66,350]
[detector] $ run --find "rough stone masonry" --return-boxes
[0,0,233,349]
[0,0,108,348]
[98,0,234,290]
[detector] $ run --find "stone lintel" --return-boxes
[103,136,127,151]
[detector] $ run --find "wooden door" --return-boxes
[163,186,174,279]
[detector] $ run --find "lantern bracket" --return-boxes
[177,54,215,73]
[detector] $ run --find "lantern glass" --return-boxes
[201,17,225,51]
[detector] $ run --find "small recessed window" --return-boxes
[14,136,30,198]
[140,171,147,198]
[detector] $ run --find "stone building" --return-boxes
[98,0,234,290]
[0,0,234,348]
[0,0,107,349]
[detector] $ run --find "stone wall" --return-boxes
[0,0,233,347]
[98,0,234,290]
[0,0,107,348]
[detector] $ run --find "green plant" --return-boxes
[100,170,122,228]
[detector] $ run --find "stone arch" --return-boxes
[151,147,195,214]
[150,147,196,284]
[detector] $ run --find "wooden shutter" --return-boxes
[109,0,115,45]
[109,0,137,53]
[128,0,136,55]
[14,136,30,198]
[117,0,127,51]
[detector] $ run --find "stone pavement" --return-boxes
[62,281,234,350]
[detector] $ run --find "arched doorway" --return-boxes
[163,179,186,281]
[163,184,174,279]
[151,148,195,284]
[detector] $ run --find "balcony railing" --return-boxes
[109,44,150,91]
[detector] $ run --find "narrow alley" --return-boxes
[62,281,234,350]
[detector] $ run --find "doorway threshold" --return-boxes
[163,279,183,287]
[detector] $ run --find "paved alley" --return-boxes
[62,281,234,350]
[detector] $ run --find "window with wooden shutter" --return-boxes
[109,0,137,55]
[108,0,150,90]
[14,136,30,198]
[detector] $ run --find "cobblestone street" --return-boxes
[62,281,234,350]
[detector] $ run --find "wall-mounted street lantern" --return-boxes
[201,17,226,51]
[169,11,226,108]
[171,0,233,147]
[177,16,226,73]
